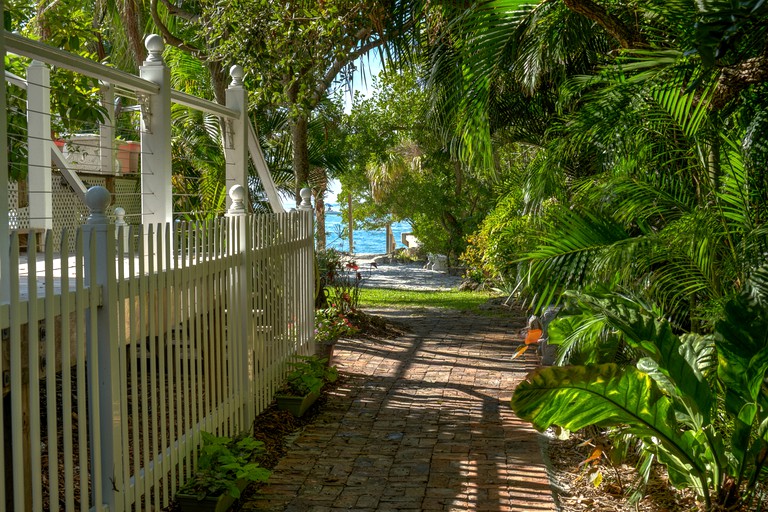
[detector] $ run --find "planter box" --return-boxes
[276,390,320,417]
[176,479,248,512]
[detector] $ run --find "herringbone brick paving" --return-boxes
[244,308,556,511]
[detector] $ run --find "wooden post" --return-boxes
[385,222,392,255]
[27,60,53,234]
[225,185,252,427]
[99,83,115,175]
[224,66,248,211]
[298,188,315,351]
[139,34,172,226]
[83,186,123,511]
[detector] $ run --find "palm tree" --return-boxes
[410,0,768,328]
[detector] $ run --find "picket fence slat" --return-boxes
[60,229,75,512]
[43,233,59,512]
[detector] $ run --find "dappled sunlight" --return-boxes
[252,310,554,510]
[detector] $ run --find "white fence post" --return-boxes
[139,34,172,226]
[225,185,252,427]
[83,186,123,512]
[27,60,53,232]
[298,187,313,214]
[114,206,130,249]
[99,83,115,175]
[224,65,248,211]
[298,188,315,350]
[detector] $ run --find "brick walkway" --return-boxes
[244,308,556,511]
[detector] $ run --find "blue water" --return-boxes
[322,208,412,254]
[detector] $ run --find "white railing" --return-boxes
[0,186,314,511]
[2,30,285,248]
[0,26,316,512]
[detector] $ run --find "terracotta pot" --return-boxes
[117,141,140,174]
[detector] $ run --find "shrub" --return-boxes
[511,274,768,510]
[281,355,339,395]
[315,307,359,343]
[317,250,364,314]
[177,432,270,500]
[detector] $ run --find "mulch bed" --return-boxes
[546,429,700,511]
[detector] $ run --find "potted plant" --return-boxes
[175,431,271,512]
[276,356,338,417]
[314,306,358,363]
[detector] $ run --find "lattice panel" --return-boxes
[51,172,97,251]
[114,177,142,225]
[8,181,30,230]
[8,173,143,254]
[9,181,18,210]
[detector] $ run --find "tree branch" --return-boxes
[313,18,418,105]
[159,0,200,23]
[150,0,200,56]
[712,51,768,109]
[562,0,646,49]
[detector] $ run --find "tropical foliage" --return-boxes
[513,274,768,509]
[344,68,506,261]
[177,431,270,500]
[403,0,768,507]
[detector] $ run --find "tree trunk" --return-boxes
[562,0,645,49]
[36,0,51,41]
[292,114,310,206]
[314,188,326,252]
[208,60,228,106]
[119,0,146,68]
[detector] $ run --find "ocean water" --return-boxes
[322,208,412,254]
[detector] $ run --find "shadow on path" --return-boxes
[243,309,555,511]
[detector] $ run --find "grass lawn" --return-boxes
[358,287,501,312]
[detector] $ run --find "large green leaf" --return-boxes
[511,363,708,492]
[575,292,713,423]
[716,290,768,410]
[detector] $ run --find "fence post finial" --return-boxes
[114,206,130,249]
[114,207,126,226]
[85,186,111,225]
[226,184,246,217]
[229,65,244,88]
[299,188,313,212]
[144,34,165,64]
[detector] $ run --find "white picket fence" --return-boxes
[0,25,317,512]
[0,187,314,511]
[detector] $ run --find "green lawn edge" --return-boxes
[357,287,503,312]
